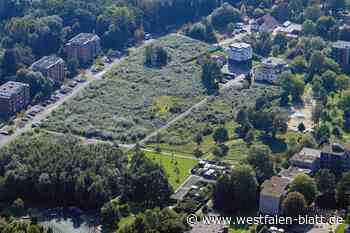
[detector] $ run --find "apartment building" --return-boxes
[332,40,350,73]
[227,42,253,69]
[289,147,321,175]
[0,81,30,119]
[254,57,288,84]
[259,176,290,215]
[31,55,65,84]
[321,143,350,175]
[65,33,101,65]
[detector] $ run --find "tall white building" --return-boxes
[227,42,253,62]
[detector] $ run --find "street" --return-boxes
[0,56,123,149]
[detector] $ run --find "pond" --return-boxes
[33,208,101,233]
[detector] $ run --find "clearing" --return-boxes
[145,151,198,190]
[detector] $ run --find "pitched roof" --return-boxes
[258,14,279,31]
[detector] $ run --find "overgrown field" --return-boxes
[146,84,283,162]
[42,34,210,144]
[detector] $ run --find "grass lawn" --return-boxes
[42,34,210,144]
[145,151,198,190]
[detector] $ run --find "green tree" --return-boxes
[201,56,222,93]
[290,56,308,73]
[282,192,307,218]
[211,3,242,28]
[336,172,350,208]
[298,122,306,132]
[336,74,350,91]
[309,51,325,75]
[67,58,80,78]
[213,127,229,143]
[280,72,305,103]
[101,199,129,229]
[247,145,274,183]
[213,165,258,214]
[315,169,336,194]
[290,174,318,204]
[1,49,18,76]
[304,4,322,22]
[302,20,317,36]
[16,68,54,103]
[316,16,336,39]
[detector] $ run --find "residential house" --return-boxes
[0,81,30,119]
[65,33,101,65]
[258,14,279,33]
[30,55,65,84]
[274,21,302,38]
[254,57,288,84]
[259,176,290,215]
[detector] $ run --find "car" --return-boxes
[76,78,86,83]
[0,130,9,135]
[144,33,152,40]
[32,122,41,128]
[68,81,78,88]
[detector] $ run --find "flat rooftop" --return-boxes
[261,176,290,197]
[31,55,64,70]
[333,40,350,49]
[67,33,99,46]
[229,42,251,50]
[0,81,29,99]
[262,57,287,66]
[322,143,348,156]
[290,147,321,164]
[279,166,311,180]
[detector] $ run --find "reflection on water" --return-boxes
[34,208,100,233]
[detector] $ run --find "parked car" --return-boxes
[144,33,152,40]
[0,130,9,135]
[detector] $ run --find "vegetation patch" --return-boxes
[42,34,210,144]
[146,84,283,162]
[145,151,198,190]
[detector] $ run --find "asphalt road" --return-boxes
[0,57,123,149]
[0,39,156,149]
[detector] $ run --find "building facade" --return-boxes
[332,40,350,73]
[30,55,65,84]
[254,57,288,84]
[320,144,350,175]
[0,81,30,119]
[289,147,321,174]
[259,176,290,215]
[65,33,101,65]
[227,42,252,69]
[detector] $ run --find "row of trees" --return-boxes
[282,169,350,217]
[0,134,173,210]
[213,165,350,216]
